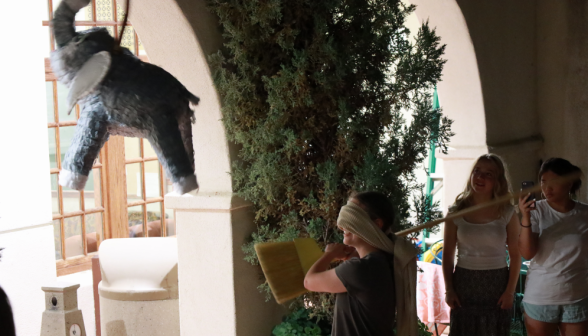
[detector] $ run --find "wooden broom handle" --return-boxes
[395,173,580,237]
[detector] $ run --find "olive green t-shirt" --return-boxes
[333,250,396,336]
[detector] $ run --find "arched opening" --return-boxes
[409,0,488,213]
[128,1,285,335]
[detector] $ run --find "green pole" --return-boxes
[423,88,440,254]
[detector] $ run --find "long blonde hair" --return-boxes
[449,154,513,215]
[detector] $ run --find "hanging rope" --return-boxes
[114,0,131,54]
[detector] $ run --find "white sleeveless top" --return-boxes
[454,207,515,270]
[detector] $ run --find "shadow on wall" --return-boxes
[105,320,128,336]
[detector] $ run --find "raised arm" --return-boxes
[442,218,461,308]
[303,244,348,294]
[518,194,539,260]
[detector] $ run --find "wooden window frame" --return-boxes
[44,0,168,276]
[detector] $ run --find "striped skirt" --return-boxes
[449,266,513,336]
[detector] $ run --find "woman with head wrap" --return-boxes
[304,191,419,336]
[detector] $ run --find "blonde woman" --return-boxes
[442,154,522,336]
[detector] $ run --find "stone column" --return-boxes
[166,193,285,336]
[41,283,86,336]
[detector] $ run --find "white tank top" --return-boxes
[453,207,515,270]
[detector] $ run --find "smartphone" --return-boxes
[521,181,536,208]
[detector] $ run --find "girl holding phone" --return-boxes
[443,154,522,336]
[519,158,588,336]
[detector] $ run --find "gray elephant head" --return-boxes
[51,0,200,195]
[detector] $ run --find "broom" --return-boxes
[255,238,324,304]
[256,174,576,304]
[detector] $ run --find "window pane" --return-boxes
[75,26,93,32]
[43,26,52,59]
[59,126,76,165]
[146,202,162,237]
[128,205,144,238]
[85,212,103,254]
[51,174,61,215]
[144,140,157,158]
[53,219,63,260]
[75,5,93,21]
[64,216,83,258]
[57,82,76,122]
[119,26,136,54]
[124,137,141,160]
[48,127,57,169]
[145,161,161,199]
[138,37,147,56]
[62,186,81,214]
[163,171,174,195]
[126,163,143,202]
[52,0,63,14]
[116,1,127,21]
[43,1,50,21]
[97,25,115,37]
[84,168,102,210]
[46,82,55,123]
[164,206,175,237]
[96,0,114,21]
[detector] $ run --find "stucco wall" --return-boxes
[455,0,541,189]
[537,0,588,201]
[0,2,59,336]
[128,0,234,195]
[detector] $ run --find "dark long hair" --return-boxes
[539,158,583,197]
[351,191,396,234]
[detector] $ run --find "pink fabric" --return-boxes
[417,261,450,335]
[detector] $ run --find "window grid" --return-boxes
[44,0,168,274]
[125,140,168,238]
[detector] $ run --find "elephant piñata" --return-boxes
[51,0,199,194]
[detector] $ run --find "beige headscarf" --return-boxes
[337,201,418,336]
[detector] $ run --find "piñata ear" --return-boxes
[66,51,111,115]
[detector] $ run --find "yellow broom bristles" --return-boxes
[255,238,325,304]
[255,241,308,304]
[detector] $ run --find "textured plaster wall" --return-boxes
[537,0,588,202]
[169,198,285,336]
[0,2,58,336]
[130,1,286,335]
[454,0,541,189]
[128,0,233,195]
[0,227,56,336]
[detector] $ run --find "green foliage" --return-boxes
[209,0,453,321]
[274,309,434,336]
[417,319,435,336]
[272,309,331,336]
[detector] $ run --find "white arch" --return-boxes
[130,0,232,195]
[409,0,489,209]
[128,1,285,335]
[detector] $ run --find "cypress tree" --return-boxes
[209,0,453,320]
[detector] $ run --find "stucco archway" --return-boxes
[127,1,285,335]
[409,0,489,208]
